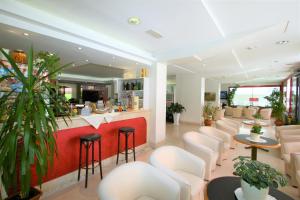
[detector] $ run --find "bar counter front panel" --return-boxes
[30,110,149,186]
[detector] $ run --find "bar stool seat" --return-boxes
[78,133,103,188]
[116,127,136,165]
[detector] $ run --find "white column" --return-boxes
[176,74,205,124]
[149,62,167,147]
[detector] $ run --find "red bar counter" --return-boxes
[31,110,150,187]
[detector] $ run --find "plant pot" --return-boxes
[173,113,180,125]
[241,179,269,200]
[274,119,284,126]
[204,119,212,126]
[6,187,42,200]
[250,132,261,141]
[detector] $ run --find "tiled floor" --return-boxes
[43,120,299,200]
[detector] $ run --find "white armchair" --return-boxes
[216,120,239,148]
[260,108,272,120]
[221,118,241,131]
[199,126,232,155]
[232,107,243,118]
[183,132,221,180]
[282,142,300,186]
[149,146,205,200]
[98,161,181,200]
[276,125,300,139]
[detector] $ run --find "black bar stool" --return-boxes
[78,133,103,188]
[116,127,136,165]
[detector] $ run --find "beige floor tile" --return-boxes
[43,120,299,200]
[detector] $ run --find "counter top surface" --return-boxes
[56,109,150,130]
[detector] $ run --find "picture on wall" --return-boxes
[205,92,216,101]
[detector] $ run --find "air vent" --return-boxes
[145,30,162,39]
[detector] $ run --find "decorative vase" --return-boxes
[241,179,269,200]
[204,119,212,126]
[173,113,180,125]
[250,131,260,141]
[11,50,27,64]
[274,119,284,126]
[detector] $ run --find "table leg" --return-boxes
[251,147,257,160]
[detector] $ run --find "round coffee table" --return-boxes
[243,120,269,126]
[207,176,293,200]
[234,134,280,160]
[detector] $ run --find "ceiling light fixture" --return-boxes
[276,41,289,45]
[23,32,29,36]
[128,17,141,25]
[109,64,112,66]
[77,47,82,50]
[193,55,202,62]
[85,59,89,62]
[72,63,76,67]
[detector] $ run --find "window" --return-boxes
[232,86,280,107]
[64,87,72,100]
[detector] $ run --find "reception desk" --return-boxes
[31,110,150,193]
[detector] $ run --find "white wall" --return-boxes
[205,79,221,107]
[149,63,167,146]
[58,82,77,98]
[176,74,205,124]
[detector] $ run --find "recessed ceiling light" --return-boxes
[85,59,89,62]
[109,64,112,66]
[23,33,29,36]
[72,63,76,67]
[128,17,141,25]
[136,63,138,65]
[276,40,289,45]
[77,47,82,50]
[193,55,202,61]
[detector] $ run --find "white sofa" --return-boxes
[183,132,221,180]
[225,106,233,116]
[232,107,243,118]
[98,161,181,200]
[243,107,257,120]
[259,108,272,120]
[214,109,225,120]
[199,126,232,156]
[149,146,205,200]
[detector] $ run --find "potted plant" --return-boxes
[233,156,288,200]
[227,84,239,107]
[169,102,185,125]
[203,104,217,126]
[0,48,70,199]
[264,89,286,126]
[252,113,262,124]
[250,124,263,141]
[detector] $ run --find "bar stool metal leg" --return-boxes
[78,140,83,181]
[133,132,136,161]
[92,141,95,174]
[125,133,128,163]
[85,142,89,188]
[116,131,120,165]
[99,139,103,179]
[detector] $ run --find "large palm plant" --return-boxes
[0,48,70,198]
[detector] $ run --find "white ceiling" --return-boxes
[1,0,300,84]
